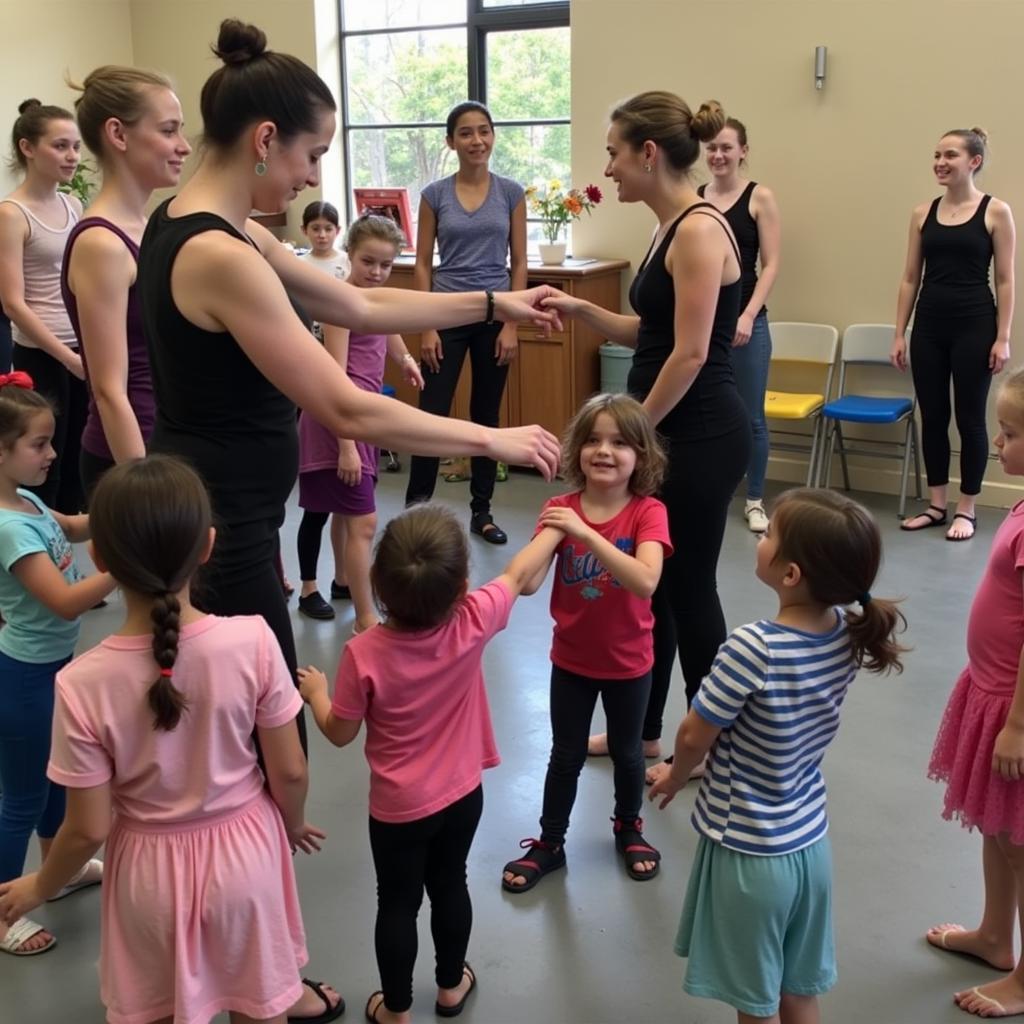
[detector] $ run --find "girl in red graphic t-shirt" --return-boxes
[502,393,673,893]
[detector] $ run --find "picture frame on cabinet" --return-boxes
[352,187,415,252]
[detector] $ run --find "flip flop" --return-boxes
[288,978,346,1023]
[900,505,948,531]
[0,918,57,956]
[47,858,103,901]
[435,963,477,1018]
[927,924,1013,970]
[947,512,977,542]
[364,991,384,1023]
[959,986,1008,1016]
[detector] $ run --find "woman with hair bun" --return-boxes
[542,92,752,773]
[61,66,192,499]
[892,127,1016,542]
[0,99,86,514]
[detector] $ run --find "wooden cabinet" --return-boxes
[383,259,629,438]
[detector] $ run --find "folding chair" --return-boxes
[818,324,921,517]
[763,322,840,486]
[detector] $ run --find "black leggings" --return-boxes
[540,665,651,845]
[405,321,507,517]
[368,785,483,1014]
[643,425,751,741]
[79,448,115,506]
[910,310,998,495]
[13,345,87,514]
[296,509,330,582]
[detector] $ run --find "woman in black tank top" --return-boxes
[698,117,781,534]
[892,128,1015,541]
[543,91,752,776]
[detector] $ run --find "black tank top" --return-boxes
[916,194,996,319]
[137,199,299,532]
[627,203,749,441]
[697,180,764,315]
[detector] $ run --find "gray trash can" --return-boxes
[600,342,633,395]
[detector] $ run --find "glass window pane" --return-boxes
[488,123,570,191]
[345,29,468,126]
[485,27,569,121]
[343,0,466,32]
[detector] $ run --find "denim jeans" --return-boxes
[732,311,772,500]
[0,651,72,883]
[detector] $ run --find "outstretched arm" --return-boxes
[297,666,363,748]
[497,526,564,598]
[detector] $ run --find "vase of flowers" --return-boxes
[526,179,602,265]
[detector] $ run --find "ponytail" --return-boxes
[147,591,189,731]
[844,596,908,675]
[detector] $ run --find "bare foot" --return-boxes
[954,975,1024,1017]
[0,919,55,954]
[436,964,476,1011]
[927,924,1015,971]
[365,991,411,1024]
[588,734,661,758]
[287,980,343,1020]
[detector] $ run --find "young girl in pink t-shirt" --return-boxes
[501,393,672,893]
[299,504,562,1024]
[927,368,1024,1019]
[0,455,335,1024]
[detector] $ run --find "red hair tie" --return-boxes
[158,668,173,678]
[0,371,34,390]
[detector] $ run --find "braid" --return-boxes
[148,591,189,731]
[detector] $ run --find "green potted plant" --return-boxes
[58,158,98,207]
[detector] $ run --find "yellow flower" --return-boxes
[524,184,538,197]
[548,178,563,194]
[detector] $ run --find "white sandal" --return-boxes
[47,857,103,902]
[0,917,57,956]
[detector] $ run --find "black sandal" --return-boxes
[946,512,977,542]
[470,513,508,545]
[435,962,477,1018]
[288,978,346,1023]
[900,505,948,531]
[501,838,565,893]
[612,817,661,881]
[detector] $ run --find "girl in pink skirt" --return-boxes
[0,455,335,1024]
[928,366,1024,1019]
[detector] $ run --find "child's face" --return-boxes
[579,411,637,491]
[303,217,340,256]
[0,411,56,488]
[347,237,399,289]
[994,394,1024,476]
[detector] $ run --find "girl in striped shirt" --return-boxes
[649,488,905,1024]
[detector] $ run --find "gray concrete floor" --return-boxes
[1,468,1008,1023]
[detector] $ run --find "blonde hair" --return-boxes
[561,393,666,497]
[69,65,174,161]
[999,366,1024,418]
[610,91,725,174]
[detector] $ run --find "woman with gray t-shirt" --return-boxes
[405,101,527,544]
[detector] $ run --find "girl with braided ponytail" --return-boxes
[0,455,334,1024]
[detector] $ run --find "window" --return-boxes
[339,0,571,248]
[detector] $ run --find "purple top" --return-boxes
[61,217,156,460]
[299,331,388,478]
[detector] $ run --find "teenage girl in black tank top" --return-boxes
[893,128,1016,542]
[541,93,752,772]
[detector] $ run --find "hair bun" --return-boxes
[971,126,989,145]
[690,100,726,143]
[17,98,42,116]
[212,19,267,66]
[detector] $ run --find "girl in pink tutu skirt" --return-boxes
[0,455,335,1024]
[928,366,1024,1019]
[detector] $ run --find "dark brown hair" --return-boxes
[610,91,725,174]
[769,488,907,674]
[69,66,173,160]
[942,127,988,173]
[370,505,468,630]
[301,200,339,228]
[9,98,75,171]
[89,456,213,731]
[200,19,336,149]
[560,392,666,497]
[345,212,406,254]
[446,100,493,139]
[0,378,52,448]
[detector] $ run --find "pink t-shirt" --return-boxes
[542,492,673,679]
[48,615,302,823]
[965,500,1024,696]
[331,580,511,823]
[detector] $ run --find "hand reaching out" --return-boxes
[297,665,329,704]
[0,872,44,925]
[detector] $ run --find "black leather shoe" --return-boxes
[470,513,508,545]
[298,591,336,620]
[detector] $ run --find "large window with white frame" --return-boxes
[339,0,571,248]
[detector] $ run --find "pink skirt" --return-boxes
[929,667,1024,844]
[100,791,308,1024]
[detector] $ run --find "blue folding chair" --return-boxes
[818,324,921,516]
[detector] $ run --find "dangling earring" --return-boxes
[643,163,652,174]
[255,157,268,176]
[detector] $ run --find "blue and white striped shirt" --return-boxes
[691,613,856,856]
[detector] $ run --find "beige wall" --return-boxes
[571,0,1024,505]
[0,0,133,195]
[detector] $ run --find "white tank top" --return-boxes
[0,192,79,349]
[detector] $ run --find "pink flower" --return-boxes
[585,184,603,204]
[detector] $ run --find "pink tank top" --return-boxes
[0,192,79,348]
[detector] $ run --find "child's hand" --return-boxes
[0,872,43,925]
[648,767,687,810]
[337,447,362,487]
[538,506,591,542]
[992,723,1024,780]
[297,666,329,704]
[288,821,327,855]
[403,357,425,391]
